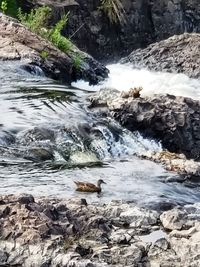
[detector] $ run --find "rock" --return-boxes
[17,194,35,204]
[93,89,200,160]
[169,226,197,238]
[88,87,121,108]
[160,209,186,230]
[143,150,200,178]
[121,87,143,99]
[0,195,199,266]
[120,206,159,228]
[110,245,143,266]
[0,14,108,85]
[18,0,200,61]
[121,33,200,79]
[148,238,170,257]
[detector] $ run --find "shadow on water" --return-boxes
[0,61,200,210]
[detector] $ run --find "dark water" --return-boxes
[0,61,200,208]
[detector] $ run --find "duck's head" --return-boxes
[97,179,106,186]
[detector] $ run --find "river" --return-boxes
[0,61,200,209]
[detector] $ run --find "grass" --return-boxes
[18,6,52,35]
[40,50,49,60]
[72,53,83,70]
[99,0,126,24]
[17,6,84,68]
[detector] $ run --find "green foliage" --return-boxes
[1,0,7,14]
[47,13,73,53]
[0,0,18,17]
[18,7,73,54]
[18,6,51,35]
[72,53,83,70]
[40,50,49,60]
[99,0,126,24]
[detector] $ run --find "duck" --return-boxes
[74,179,106,193]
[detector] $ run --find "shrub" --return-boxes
[18,6,74,54]
[47,13,73,53]
[72,53,83,70]
[18,6,83,70]
[18,6,51,35]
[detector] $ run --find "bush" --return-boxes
[18,6,51,35]
[47,14,73,53]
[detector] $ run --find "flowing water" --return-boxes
[1,61,200,208]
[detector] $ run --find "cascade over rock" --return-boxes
[89,89,200,159]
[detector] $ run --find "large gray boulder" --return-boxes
[121,33,200,79]
[0,13,108,85]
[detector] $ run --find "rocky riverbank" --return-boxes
[121,33,200,79]
[0,194,199,267]
[0,13,108,85]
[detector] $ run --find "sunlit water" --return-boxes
[0,61,200,208]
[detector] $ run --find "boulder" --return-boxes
[0,13,108,85]
[121,33,200,79]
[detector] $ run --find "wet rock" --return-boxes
[17,194,35,205]
[0,130,15,146]
[91,89,200,160]
[25,147,54,162]
[0,14,108,85]
[17,127,56,145]
[121,33,200,79]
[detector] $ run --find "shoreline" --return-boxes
[0,194,199,266]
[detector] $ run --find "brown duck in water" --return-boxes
[74,179,106,193]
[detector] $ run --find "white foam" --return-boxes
[73,63,200,100]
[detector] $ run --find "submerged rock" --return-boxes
[121,33,200,79]
[0,14,108,85]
